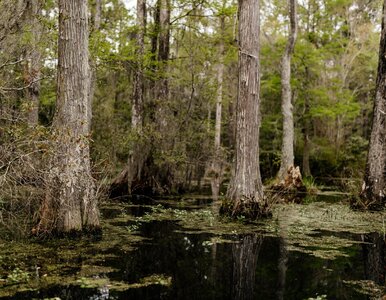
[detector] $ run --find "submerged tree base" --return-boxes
[350,193,385,211]
[220,197,272,220]
[270,166,307,203]
[109,154,179,198]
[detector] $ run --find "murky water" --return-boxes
[0,196,385,299]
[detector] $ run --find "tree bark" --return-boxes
[210,14,225,201]
[88,0,101,130]
[127,0,147,193]
[154,0,174,193]
[278,0,298,181]
[156,0,170,103]
[302,66,312,177]
[223,0,268,219]
[37,0,99,234]
[360,0,386,209]
[24,0,42,126]
[131,0,145,131]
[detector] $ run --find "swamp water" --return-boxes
[0,195,386,299]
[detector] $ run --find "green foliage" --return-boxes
[6,268,30,284]
[0,0,381,204]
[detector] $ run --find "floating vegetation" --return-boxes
[343,280,385,299]
[126,274,172,289]
[0,197,385,299]
[5,267,30,284]
[75,273,172,290]
[122,200,386,260]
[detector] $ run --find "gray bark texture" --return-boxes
[127,0,147,193]
[278,0,298,181]
[156,0,170,103]
[131,0,145,130]
[224,0,269,219]
[88,0,102,130]
[37,0,100,234]
[210,15,225,200]
[302,67,312,177]
[24,0,42,126]
[360,0,386,209]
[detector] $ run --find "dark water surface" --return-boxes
[0,196,385,299]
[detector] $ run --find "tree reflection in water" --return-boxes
[362,232,386,285]
[276,237,288,300]
[232,234,264,300]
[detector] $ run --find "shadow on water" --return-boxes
[362,232,386,286]
[1,195,386,299]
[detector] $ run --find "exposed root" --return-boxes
[220,196,272,220]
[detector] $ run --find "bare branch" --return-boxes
[0,77,45,92]
[0,58,24,69]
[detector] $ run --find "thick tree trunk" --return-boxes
[210,15,225,200]
[278,0,298,181]
[223,0,269,219]
[37,0,99,234]
[24,0,42,126]
[127,0,147,194]
[360,0,386,209]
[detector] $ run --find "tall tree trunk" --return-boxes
[360,0,386,209]
[127,0,147,193]
[36,0,99,234]
[155,0,171,127]
[223,0,268,219]
[153,0,173,193]
[24,0,42,126]
[109,0,173,196]
[210,14,225,201]
[302,66,312,177]
[157,0,170,100]
[132,0,145,131]
[278,0,298,181]
[88,0,101,130]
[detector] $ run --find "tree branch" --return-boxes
[0,77,45,92]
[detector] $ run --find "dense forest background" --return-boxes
[0,0,383,220]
